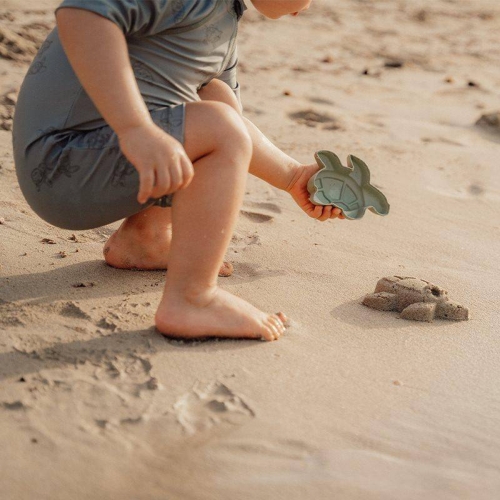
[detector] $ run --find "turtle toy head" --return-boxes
[307,151,390,220]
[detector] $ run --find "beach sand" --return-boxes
[1,1,500,498]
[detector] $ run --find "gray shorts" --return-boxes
[16,104,184,230]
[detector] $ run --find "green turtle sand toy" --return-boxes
[307,151,390,220]
[362,276,470,322]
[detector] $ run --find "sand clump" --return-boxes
[363,276,470,322]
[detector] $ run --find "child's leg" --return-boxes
[155,101,286,340]
[103,204,233,276]
[104,80,335,273]
[104,80,303,272]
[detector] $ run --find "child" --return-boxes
[13,0,344,342]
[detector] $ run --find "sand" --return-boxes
[1,1,500,499]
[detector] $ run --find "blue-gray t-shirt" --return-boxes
[14,0,246,155]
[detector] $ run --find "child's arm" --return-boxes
[245,117,344,221]
[198,80,344,221]
[56,8,193,204]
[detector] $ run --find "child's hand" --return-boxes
[286,164,346,221]
[118,123,194,204]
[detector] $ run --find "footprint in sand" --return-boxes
[240,201,281,223]
[240,211,274,223]
[230,262,285,284]
[289,109,340,130]
[309,97,335,106]
[468,183,484,196]
[421,136,464,147]
[32,355,159,428]
[1,400,27,411]
[173,381,255,435]
[424,168,494,201]
[220,438,313,460]
[243,201,282,214]
[230,231,261,251]
[474,112,500,145]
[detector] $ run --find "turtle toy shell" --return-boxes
[307,150,390,220]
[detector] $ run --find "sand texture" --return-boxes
[1,1,500,499]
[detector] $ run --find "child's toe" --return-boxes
[269,315,285,334]
[260,323,276,341]
[276,312,288,326]
[263,319,281,341]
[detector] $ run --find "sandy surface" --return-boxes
[1,1,500,499]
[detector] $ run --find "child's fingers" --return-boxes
[166,162,182,193]
[312,205,323,219]
[179,155,194,189]
[137,169,155,204]
[317,205,333,222]
[152,165,171,198]
[329,207,342,219]
[334,208,346,220]
[308,204,347,221]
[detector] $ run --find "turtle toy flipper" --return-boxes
[307,150,390,220]
[346,155,371,186]
[347,155,390,217]
[316,151,352,176]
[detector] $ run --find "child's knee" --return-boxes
[198,80,241,114]
[206,102,252,156]
[185,101,252,164]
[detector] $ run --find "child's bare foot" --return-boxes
[103,223,233,276]
[155,286,287,341]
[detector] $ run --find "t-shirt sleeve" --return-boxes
[56,0,176,37]
[216,47,242,107]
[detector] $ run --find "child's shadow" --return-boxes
[1,260,286,303]
[0,260,264,381]
[0,260,164,304]
[0,327,257,382]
